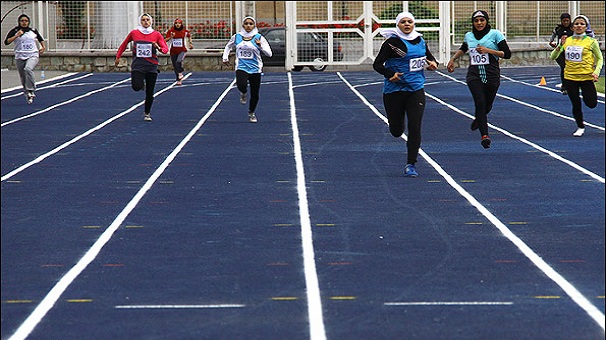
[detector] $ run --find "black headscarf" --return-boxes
[471,10,491,40]
[16,14,32,33]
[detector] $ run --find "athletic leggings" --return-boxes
[383,89,425,165]
[563,79,598,128]
[467,80,499,136]
[170,52,185,80]
[131,71,158,114]
[236,70,261,113]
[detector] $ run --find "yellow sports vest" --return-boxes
[563,36,596,81]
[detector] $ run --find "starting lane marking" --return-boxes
[385,301,513,306]
[115,304,246,309]
[337,72,606,332]
[6,77,234,340]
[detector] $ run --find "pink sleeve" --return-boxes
[116,31,133,59]
[157,32,169,54]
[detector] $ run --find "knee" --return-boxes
[389,127,404,137]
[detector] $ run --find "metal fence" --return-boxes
[1,1,604,55]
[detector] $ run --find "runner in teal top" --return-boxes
[447,10,511,149]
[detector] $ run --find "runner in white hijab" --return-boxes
[379,11,422,41]
[239,16,259,38]
[137,13,155,34]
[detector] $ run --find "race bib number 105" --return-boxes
[469,48,489,65]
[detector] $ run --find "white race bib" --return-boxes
[20,42,36,52]
[409,56,426,72]
[565,45,583,62]
[237,47,254,60]
[136,43,152,58]
[172,38,183,47]
[469,48,489,65]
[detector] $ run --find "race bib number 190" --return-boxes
[565,46,583,62]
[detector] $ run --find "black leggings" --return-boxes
[236,70,261,113]
[467,80,499,136]
[383,89,425,165]
[131,71,158,114]
[563,79,598,128]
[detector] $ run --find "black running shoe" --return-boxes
[481,135,491,149]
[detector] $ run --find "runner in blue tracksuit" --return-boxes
[222,16,272,123]
[373,12,438,177]
[447,10,511,149]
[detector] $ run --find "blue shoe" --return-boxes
[404,164,418,177]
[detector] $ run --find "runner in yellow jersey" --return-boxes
[550,15,603,137]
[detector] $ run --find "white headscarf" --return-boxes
[137,13,155,34]
[239,16,259,38]
[379,11,422,41]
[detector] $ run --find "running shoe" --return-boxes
[470,119,479,131]
[481,135,491,149]
[404,164,418,177]
[144,113,152,122]
[248,112,257,123]
[240,92,247,104]
[572,128,585,137]
[561,89,567,95]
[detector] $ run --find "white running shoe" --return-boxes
[144,113,152,122]
[572,128,585,137]
[248,112,257,123]
[240,92,247,104]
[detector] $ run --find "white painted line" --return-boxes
[385,301,513,306]
[115,304,245,309]
[1,72,80,95]
[1,73,93,100]
[7,77,234,340]
[424,92,605,184]
[1,76,131,127]
[500,74,605,101]
[438,71,604,130]
[288,72,327,340]
[1,74,193,182]
[337,72,605,332]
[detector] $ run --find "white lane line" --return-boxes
[1,72,79,94]
[500,74,605,101]
[1,74,192,182]
[424,92,605,184]
[7,78,235,340]
[438,71,605,130]
[337,72,605,332]
[288,72,327,340]
[1,76,130,127]
[115,304,245,309]
[385,302,513,306]
[1,73,93,100]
